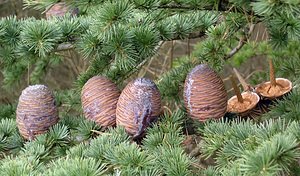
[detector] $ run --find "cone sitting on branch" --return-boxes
[16,85,59,140]
[116,78,161,139]
[81,76,120,128]
[184,64,227,122]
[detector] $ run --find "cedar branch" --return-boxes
[224,23,255,60]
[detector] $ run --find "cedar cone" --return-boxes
[184,64,227,122]
[255,78,292,99]
[227,92,260,118]
[255,59,292,101]
[81,76,120,127]
[45,2,79,19]
[16,85,59,140]
[116,78,161,138]
[228,69,262,119]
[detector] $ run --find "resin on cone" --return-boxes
[16,85,59,140]
[81,76,120,127]
[116,78,161,138]
[184,64,227,122]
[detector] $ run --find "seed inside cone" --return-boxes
[227,92,259,113]
[256,78,292,98]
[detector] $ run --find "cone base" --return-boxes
[255,78,292,99]
[227,92,260,114]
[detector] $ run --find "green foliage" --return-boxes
[241,133,300,175]
[46,157,107,176]
[157,61,194,103]
[75,118,101,141]
[0,104,16,120]
[156,146,193,176]
[24,0,59,12]
[0,110,197,175]
[105,142,154,174]
[0,155,41,176]
[200,118,300,175]
[20,20,63,58]
[143,110,185,151]
[252,0,300,49]
[262,88,300,121]
[0,118,23,156]
[1,0,300,175]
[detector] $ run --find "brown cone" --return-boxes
[229,70,262,119]
[255,78,292,99]
[184,64,228,122]
[16,85,59,140]
[256,59,293,100]
[81,76,120,127]
[116,78,161,138]
[227,91,260,118]
[45,2,79,19]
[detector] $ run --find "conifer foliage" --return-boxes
[0,0,300,175]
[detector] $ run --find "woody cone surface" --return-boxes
[81,76,120,127]
[227,71,261,118]
[184,64,227,122]
[227,92,260,118]
[46,2,79,19]
[16,85,59,140]
[255,59,292,100]
[116,78,161,138]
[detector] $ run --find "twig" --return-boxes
[91,129,109,135]
[54,31,204,54]
[170,40,174,69]
[27,63,30,86]
[156,4,249,15]
[233,68,252,91]
[55,43,74,52]
[163,106,172,116]
[224,23,255,60]
[186,38,190,57]
[122,41,164,81]
[225,69,264,93]
[191,162,206,169]
[171,31,206,41]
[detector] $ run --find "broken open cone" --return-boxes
[255,59,292,100]
[227,75,260,118]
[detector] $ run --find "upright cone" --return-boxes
[184,64,227,122]
[116,78,161,138]
[46,2,79,19]
[16,85,59,140]
[81,76,120,127]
